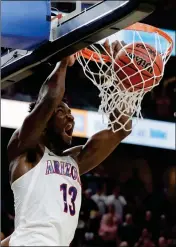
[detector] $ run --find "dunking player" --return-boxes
[1,42,131,246]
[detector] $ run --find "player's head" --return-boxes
[29,98,75,147]
[125,214,132,224]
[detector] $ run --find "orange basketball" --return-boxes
[114,42,163,92]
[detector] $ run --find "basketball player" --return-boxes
[1,42,131,246]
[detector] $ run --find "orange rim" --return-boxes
[77,22,173,63]
[77,48,111,63]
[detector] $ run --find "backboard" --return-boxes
[1,0,161,88]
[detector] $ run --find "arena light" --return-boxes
[1,99,175,150]
[1,99,88,138]
[86,111,176,150]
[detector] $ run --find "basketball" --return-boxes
[114,42,164,92]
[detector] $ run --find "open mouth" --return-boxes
[64,123,74,137]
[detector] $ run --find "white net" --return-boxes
[76,24,173,132]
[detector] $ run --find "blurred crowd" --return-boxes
[71,173,176,247]
[2,168,176,247]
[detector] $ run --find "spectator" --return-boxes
[83,220,97,247]
[158,236,168,247]
[99,214,117,247]
[103,204,121,225]
[143,211,154,234]
[119,214,139,246]
[143,238,155,247]
[135,228,155,247]
[119,241,129,247]
[81,189,99,221]
[106,184,126,220]
[167,239,174,247]
[159,214,169,237]
[135,237,155,247]
[91,184,107,215]
[141,228,151,240]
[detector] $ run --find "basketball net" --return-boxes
[76,23,173,132]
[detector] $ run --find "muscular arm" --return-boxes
[8,57,73,159]
[63,146,83,157]
[77,112,132,175]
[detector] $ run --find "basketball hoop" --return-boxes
[76,23,174,132]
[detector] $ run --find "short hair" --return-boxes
[28,96,68,113]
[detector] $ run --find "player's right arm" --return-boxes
[8,56,75,159]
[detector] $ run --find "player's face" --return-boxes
[50,102,75,145]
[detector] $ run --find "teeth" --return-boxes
[65,123,72,131]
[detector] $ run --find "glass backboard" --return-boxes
[1,0,159,88]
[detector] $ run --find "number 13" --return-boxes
[60,183,77,216]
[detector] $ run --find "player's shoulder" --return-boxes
[7,128,43,163]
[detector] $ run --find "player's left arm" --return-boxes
[76,112,132,175]
[63,145,83,157]
[70,40,129,174]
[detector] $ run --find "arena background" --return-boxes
[1,1,176,246]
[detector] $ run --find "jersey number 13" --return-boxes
[60,183,77,216]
